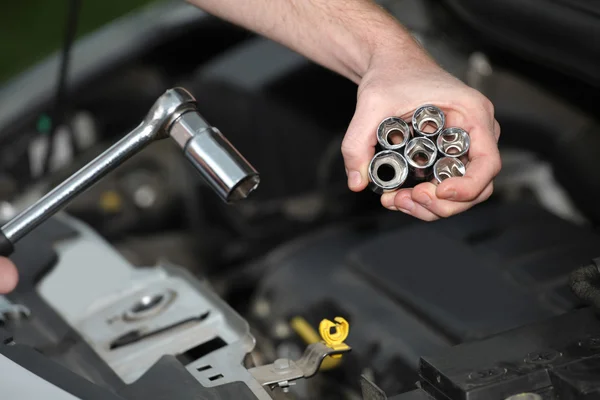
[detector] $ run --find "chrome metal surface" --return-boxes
[377,117,411,150]
[404,137,437,180]
[412,105,445,137]
[436,127,470,158]
[248,342,351,389]
[434,157,466,183]
[172,112,259,203]
[1,87,259,244]
[368,150,409,194]
[0,295,30,323]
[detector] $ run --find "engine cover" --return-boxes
[251,201,600,396]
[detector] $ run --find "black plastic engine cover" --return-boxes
[252,201,600,396]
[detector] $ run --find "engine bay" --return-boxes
[1,1,600,399]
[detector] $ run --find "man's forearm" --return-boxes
[187,0,422,84]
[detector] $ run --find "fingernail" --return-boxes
[398,197,415,212]
[415,192,432,207]
[348,170,362,188]
[442,189,457,200]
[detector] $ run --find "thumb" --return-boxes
[341,95,381,192]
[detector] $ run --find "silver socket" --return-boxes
[437,127,470,160]
[368,150,409,194]
[412,105,445,138]
[404,137,437,180]
[434,157,466,183]
[377,117,411,150]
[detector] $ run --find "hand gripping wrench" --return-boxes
[0,87,259,257]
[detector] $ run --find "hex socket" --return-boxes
[377,117,411,150]
[412,105,445,138]
[437,127,470,161]
[404,137,437,180]
[368,150,409,194]
[434,157,466,183]
[171,112,260,203]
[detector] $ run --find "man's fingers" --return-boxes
[0,258,18,294]
[341,95,383,192]
[436,121,500,201]
[414,181,493,218]
[381,188,439,221]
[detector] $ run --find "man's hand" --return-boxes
[188,0,501,220]
[343,52,501,220]
[0,257,17,294]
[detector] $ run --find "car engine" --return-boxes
[1,1,600,399]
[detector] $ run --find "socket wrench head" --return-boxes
[412,105,445,138]
[368,150,409,194]
[144,87,198,139]
[377,117,411,150]
[404,137,437,180]
[436,127,470,158]
[434,157,466,183]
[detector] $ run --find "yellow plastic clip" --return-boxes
[319,317,350,359]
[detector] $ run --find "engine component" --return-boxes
[0,296,30,324]
[433,157,466,183]
[0,87,259,257]
[377,117,411,151]
[368,150,409,194]
[411,105,445,138]
[392,308,600,400]
[404,137,437,180]
[24,214,353,399]
[34,215,265,395]
[248,341,351,391]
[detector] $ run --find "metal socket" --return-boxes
[412,105,445,138]
[434,157,466,183]
[404,137,437,180]
[170,112,259,203]
[368,150,409,194]
[437,127,470,160]
[377,117,411,150]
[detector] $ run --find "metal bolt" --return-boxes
[525,350,560,364]
[468,367,506,383]
[273,321,291,339]
[274,359,290,371]
[253,298,270,318]
[133,184,157,209]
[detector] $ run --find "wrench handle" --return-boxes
[0,230,14,258]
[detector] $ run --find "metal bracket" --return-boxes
[248,342,351,391]
[0,296,30,324]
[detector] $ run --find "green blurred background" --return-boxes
[0,0,156,84]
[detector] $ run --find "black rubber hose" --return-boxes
[43,0,82,175]
[570,258,600,310]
